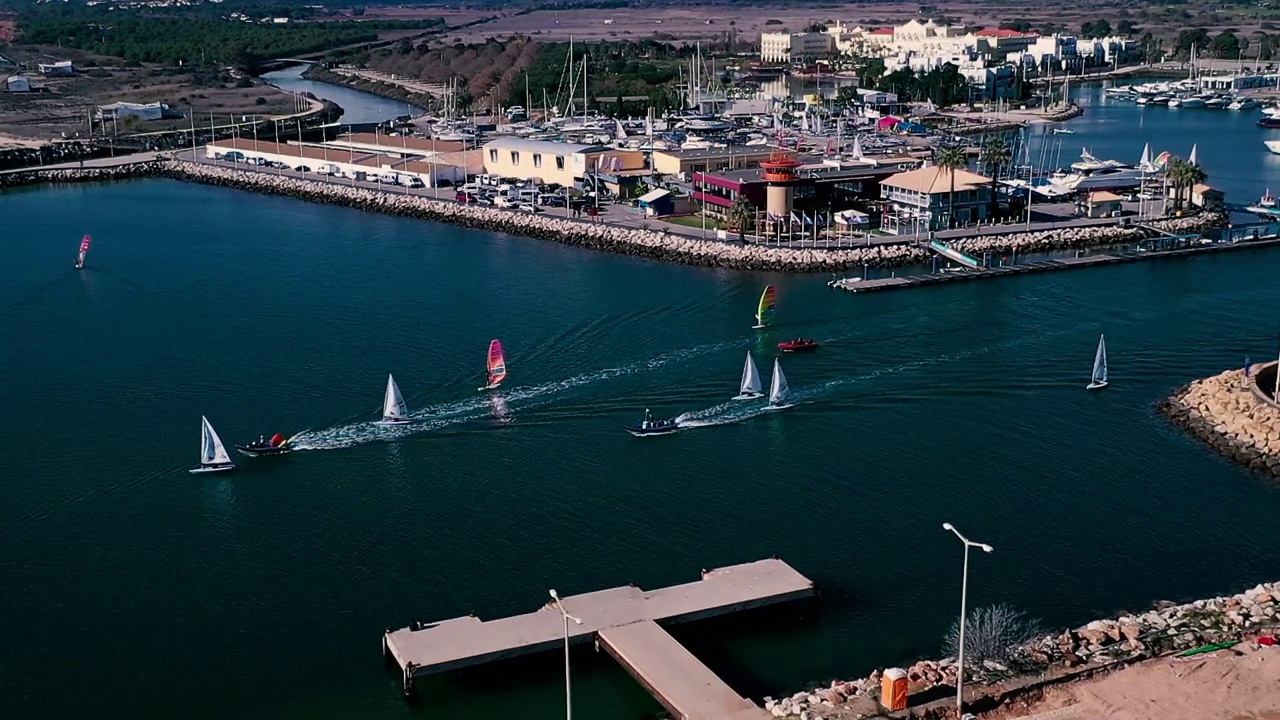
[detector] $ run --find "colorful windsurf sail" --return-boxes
[486,339,507,387]
[75,234,91,269]
[754,285,777,328]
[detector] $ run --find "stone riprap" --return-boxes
[766,579,1280,719]
[0,158,1227,274]
[1160,363,1280,476]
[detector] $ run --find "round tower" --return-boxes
[760,147,801,222]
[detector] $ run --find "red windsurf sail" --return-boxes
[486,339,507,386]
[75,234,91,268]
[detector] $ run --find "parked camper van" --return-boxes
[399,175,425,188]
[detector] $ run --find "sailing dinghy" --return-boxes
[74,234,91,270]
[478,339,508,391]
[766,359,793,410]
[733,352,764,400]
[375,374,412,425]
[190,416,236,473]
[1087,335,1108,390]
[753,285,777,329]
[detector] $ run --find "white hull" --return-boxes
[766,403,794,411]
[477,382,501,391]
[752,323,767,329]
[626,427,678,437]
[189,464,235,474]
[732,392,764,401]
[374,418,411,426]
[1086,381,1108,390]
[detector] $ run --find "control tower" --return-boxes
[760,146,801,223]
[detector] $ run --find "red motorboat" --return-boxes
[778,338,819,353]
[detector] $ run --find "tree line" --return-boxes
[16,6,443,68]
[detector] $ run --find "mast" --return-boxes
[583,52,588,119]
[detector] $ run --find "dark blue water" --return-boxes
[3,89,1280,720]
[262,65,420,124]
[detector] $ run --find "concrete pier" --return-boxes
[383,558,812,707]
[832,235,1280,294]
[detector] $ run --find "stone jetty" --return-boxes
[1159,362,1280,477]
[765,578,1280,719]
[0,158,1226,274]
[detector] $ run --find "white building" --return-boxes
[760,32,834,63]
[5,75,31,93]
[1023,35,1079,69]
[38,61,74,76]
[97,102,165,122]
[1076,35,1139,65]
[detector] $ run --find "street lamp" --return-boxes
[549,589,583,720]
[941,522,993,715]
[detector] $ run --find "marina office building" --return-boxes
[481,138,644,189]
[694,157,919,220]
[878,165,994,233]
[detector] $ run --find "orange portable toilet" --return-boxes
[880,667,909,711]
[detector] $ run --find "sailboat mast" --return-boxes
[583,53,588,118]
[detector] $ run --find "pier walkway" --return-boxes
[833,236,1280,294]
[382,558,812,711]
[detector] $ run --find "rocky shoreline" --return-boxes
[0,159,1226,273]
[768,579,1280,719]
[1159,362,1280,477]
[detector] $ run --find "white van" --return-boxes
[399,175,425,188]
[317,163,341,176]
[379,172,401,184]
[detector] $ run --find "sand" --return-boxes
[987,643,1280,720]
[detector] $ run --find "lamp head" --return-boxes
[979,544,994,553]
[573,617,583,625]
[942,522,954,531]
[549,589,559,600]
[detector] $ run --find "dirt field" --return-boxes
[986,644,1280,720]
[0,46,300,142]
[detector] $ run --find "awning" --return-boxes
[638,188,671,204]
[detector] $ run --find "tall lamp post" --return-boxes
[942,522,993,715]
[549,589,583,720]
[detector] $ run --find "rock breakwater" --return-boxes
[1159,362,1280,476]
[159,162,1222,274]
[766,579,1280,719]
[0,161,167,189]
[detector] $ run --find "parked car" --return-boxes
[494,196,518,209]
[456,191,478,203]
[294,165,312,173]
[399,176,425,189]
[517,203,543,213]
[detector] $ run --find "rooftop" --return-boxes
[654,147,778,161]
[483,137,605,154]
[881,165,991,194]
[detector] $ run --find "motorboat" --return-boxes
[236,433,292,457]
[1070,149,1129,173]
[1265,140,1280,155]
[1257,116,1280,128]
[1058,166,1146,192]
[1244,190,1280,217]
[1228,97,1259,111]
[1178,97,1206,108]
[778,338,820,353]
[1051,128,1075,135]
[625,409,679,437]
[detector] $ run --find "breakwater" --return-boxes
[767,578,1280,719]
[1159,362,1280,477]
[0,161,167,188]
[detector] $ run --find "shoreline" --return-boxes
[0,159,1229,273]
[301,64,433,115]
[769,577,1280,718]
[1159,362,1280,477]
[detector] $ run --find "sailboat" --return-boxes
[375,373,411,425]
[733,352,763,400]
[74,234,91,270]
[190,416,236,473]
[753,285,777,329]
[766,359,793,410]
[478,339,508,391]
[1087,335,1108,390]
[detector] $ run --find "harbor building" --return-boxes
[694,159,913,218]
[204,139,468,187]
[652,147,778,179]
[5,75,31,93]
[879,165,993,233]
[481,137,643,188]
[759,32,834,64]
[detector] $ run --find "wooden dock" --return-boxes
[832,236,1280,295]
[382,558,813,712]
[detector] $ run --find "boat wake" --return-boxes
[676,340,1020,430]
[290,340,742,450]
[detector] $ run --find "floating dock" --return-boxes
[382,558,812,716]
[832,236,1280,294]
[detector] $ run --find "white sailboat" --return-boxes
[733,352,764,400]
[190,416,235,473]
[766,359,793,410]
[375,373,412,425]
[1087,335,1108,390]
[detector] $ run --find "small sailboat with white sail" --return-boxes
[375,373,412,425]
[1087,335,1108,390]
[190,416,236,473]
[766,359,793,410]
[74,234,91,270]
[733,352,763,400]
[478,339,508,391]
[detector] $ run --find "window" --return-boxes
[511,151,520,166]
[488,149,497,163]
[555,155,565,170]
[533,153,542,168]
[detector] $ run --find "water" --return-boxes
[4,99,1280,720]
[261,64,421,125]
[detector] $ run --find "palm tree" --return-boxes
[1166,158,1208,211]
[933,143,968,229]
[979,137,1011,220]
[725,193,756,243]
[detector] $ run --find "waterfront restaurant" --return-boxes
[694,159,914,220]
[481,137,644,188]
[879,165,993,233]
